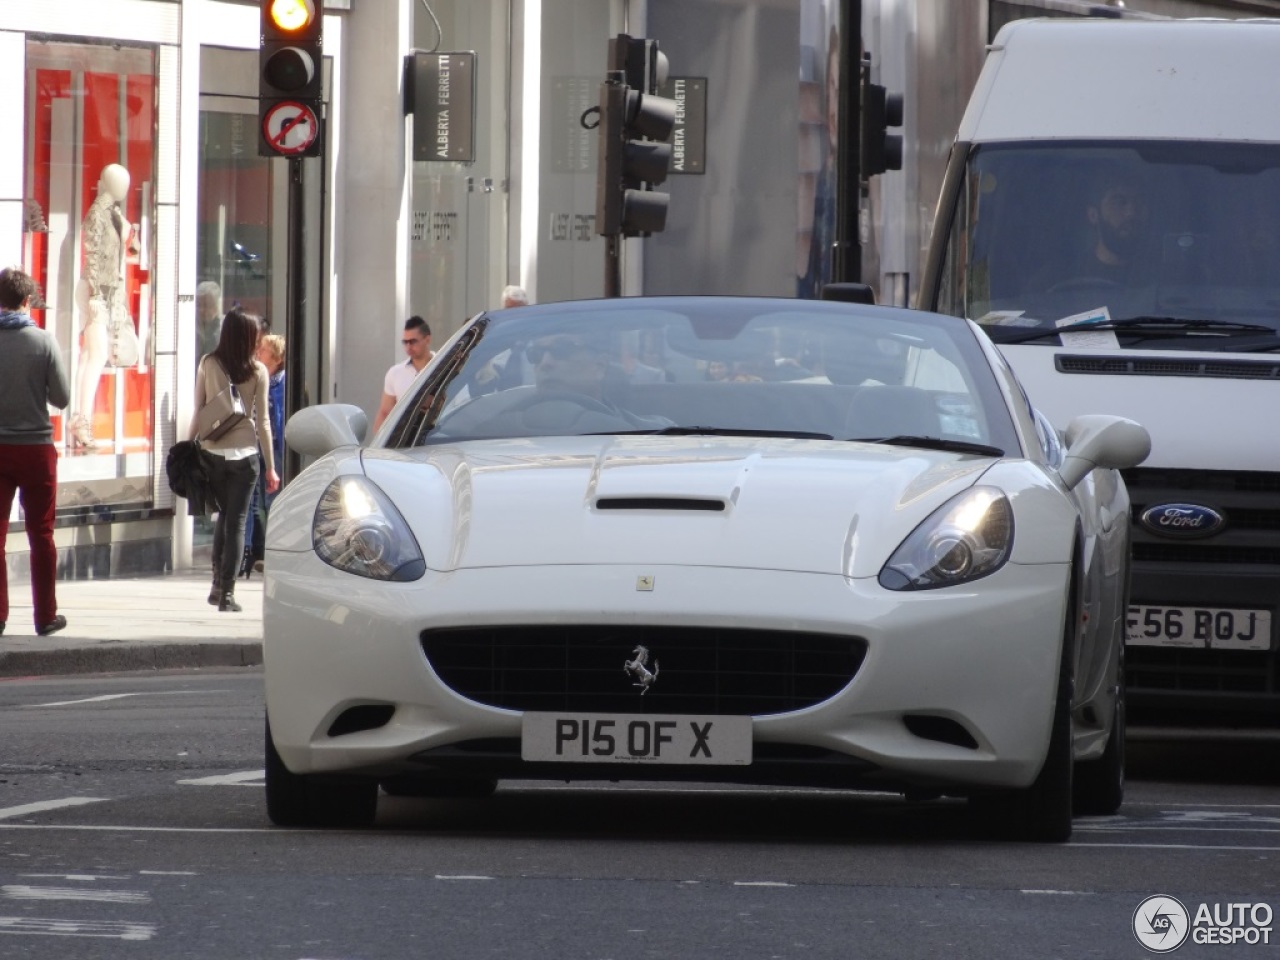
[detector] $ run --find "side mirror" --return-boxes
[1058,414,1151,490]
[284,404,369,458]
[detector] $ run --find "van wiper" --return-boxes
[596,426,836,440]
[854,435,1005,457]
[1110,316,1275,333]
[997,316,1274,345]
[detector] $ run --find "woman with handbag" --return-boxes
[192,307,279,611]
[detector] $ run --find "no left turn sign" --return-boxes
[262,100,320,156]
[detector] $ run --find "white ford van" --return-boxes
[921,18,1279,723]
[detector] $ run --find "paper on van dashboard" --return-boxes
[1055,308,1121,349]
[977,309,1038,327]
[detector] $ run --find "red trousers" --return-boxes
[0,442,59,628]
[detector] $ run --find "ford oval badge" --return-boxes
[1139,503,1226,539]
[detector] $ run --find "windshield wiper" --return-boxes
[595,426,836,440]
[997,316,1275,345]
[852,435,1005,457]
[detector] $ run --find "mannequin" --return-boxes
[70,163,135,450]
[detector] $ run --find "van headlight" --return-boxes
[313,476,426,581]
[879,486,1013,590]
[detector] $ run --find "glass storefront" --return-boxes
[22,37,159,514]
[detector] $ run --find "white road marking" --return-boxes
[1022,890,1094,895]
[733,881,795,887]
[24,690,215,708]
[19,874,129,881]
[0,824,290,834]
[2,885,150,904]
[0,798,108,821]
[139,871,197,876]
[25,694,139,707]
[0,916,156,940]
[435,875,494,881]
[176,770,264,786]
[1075,842,1280,851]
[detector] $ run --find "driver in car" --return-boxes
[522,333,671,431]
[1027,166,1152,299]
[527,334,612,396]
[1082,170,1150,285]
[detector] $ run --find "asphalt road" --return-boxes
[0,670,1277,959]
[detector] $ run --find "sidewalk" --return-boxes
[0,572,263,677]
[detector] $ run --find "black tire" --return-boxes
[1074,644,1126,816]
[1016,650,1075,842]
[973,568,1078,843]
[380,775,498,799]
[265,717,379,828]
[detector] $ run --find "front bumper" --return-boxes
[263,553,1069,792]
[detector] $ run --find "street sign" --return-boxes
[405,51,477,162]
[261,100,320,157]
[658,77,707,175]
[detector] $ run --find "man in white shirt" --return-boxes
[373,316,435,432]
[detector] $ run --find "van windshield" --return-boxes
[932,142,1280,351]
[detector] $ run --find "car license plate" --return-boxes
[1126,605,1272,651]
[521,713,752,765]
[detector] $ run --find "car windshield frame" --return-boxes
[384,297,1021,456]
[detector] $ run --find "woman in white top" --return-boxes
[192,308,280,611]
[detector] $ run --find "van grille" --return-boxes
[1128,648,1279,698]
[1057,355,1280,380]
[1123,468,1280,565]
[421,626,867,716]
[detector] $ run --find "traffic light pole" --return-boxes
[833,0,862,284]
[604,235,622,298]
[283,156,306,485]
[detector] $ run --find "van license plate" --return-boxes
[1126,605,1271,651]
[521,713,752,765]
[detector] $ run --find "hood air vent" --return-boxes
[596,497,725,512]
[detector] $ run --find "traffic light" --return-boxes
[595,35,677,238]
[860,67,903,179]
[259,0,323,157]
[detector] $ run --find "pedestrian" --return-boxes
[373,316,434,432]
[500,284,530,309]
[241,333,286,575]
[0,266,70,637]
[193,307,278,612]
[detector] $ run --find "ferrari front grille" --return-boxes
[420,626,868,717]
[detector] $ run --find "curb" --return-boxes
[0,642,263,678]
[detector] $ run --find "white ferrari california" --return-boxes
[263,296,1150,841]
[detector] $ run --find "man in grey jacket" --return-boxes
[0,267,70,636]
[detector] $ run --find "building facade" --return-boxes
[2,0,1270,582]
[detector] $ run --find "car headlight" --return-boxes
[312,476,426,581]
[878,486,1013,590]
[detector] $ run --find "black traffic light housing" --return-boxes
[595,34,677,238]
[259,0,323,157]
[860,58,903,179]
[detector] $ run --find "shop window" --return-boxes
[23,39,157,486]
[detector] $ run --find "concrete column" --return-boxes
[333,0,413,420]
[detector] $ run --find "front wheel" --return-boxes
[265,717,379,828]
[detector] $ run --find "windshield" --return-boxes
[384,298,1019,453]
[933,142,1280,351]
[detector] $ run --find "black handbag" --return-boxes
[195,358,247,442]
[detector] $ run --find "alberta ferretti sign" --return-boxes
[406,51,477,163]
